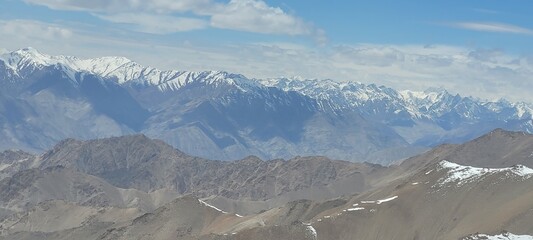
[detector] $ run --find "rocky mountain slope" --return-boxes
[1,48,532,164]
[297,159,533,240]
[0,130,532,239]
[0,134,382,215]
[397,128,533,174]
[2,160,531,239]
[0,166,177,213]
[33,135,376,201]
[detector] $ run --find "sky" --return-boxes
[1,0,533,102]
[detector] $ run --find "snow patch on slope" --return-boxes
[198,199,228,214]
[466,232,533,240]
[346,207,365,212]
[304,225,318,239]
[437,160,533,186]
[376,196,398,204]
[0,163,12,171]
[360,196,399,205]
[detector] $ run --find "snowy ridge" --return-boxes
[260,77,533,125]
[1,48,532,131]
[260,77,417,114]
[466,232,533,240]
[0,48,259,92]
[436,160,533,186]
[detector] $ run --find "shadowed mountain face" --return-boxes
[37,135,373,201]
[38,135,188,192]
[0,166,176,212]
[1,49,532,164]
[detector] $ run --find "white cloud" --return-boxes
[210,0,311,35]
[0,19,73,40]
[324,44,533,102]
[205,43,533,102]
[96,13,208,34]
[23,0,215,13]
[22,0,321,38]
[146,0,219,14]
[451,22,533,35]
[23,0,133,12]
[473,8,500,14]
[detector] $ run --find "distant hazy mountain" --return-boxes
[261,78,533,146]
[1,48,532,164]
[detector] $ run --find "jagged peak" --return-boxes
[400,88,456,102]
[0,47,132,78]
[13,47,41,55]
[1,47,49,69]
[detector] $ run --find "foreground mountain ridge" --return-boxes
[0,130,532,239]
[0,134,377,205]
[0,47,532,164]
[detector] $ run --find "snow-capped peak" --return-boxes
[0,48,259,92]
[0,47,136,80]
[399,87,459,106]
[1,47,52,71]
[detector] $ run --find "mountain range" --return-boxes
[0,129,532,239]
[1,47,532,165]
